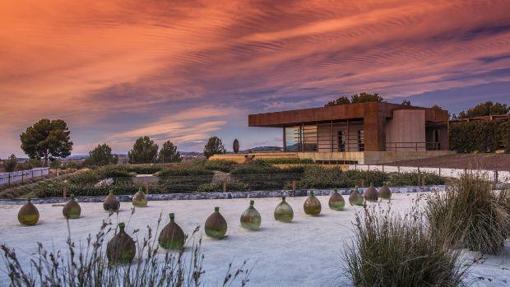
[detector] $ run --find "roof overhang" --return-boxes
[249,102,447,127]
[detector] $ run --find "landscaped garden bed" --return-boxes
[0,161,446,199]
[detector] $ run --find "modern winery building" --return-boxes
[213,102,452,164]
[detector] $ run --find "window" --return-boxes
[337,131,345,152]
[284,126,300,151]
[358,130,364,151]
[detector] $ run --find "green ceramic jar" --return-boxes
[205,207,227,239]
[328,189,345,211]
[18,198,39,226]
[303,191,321,216]
[274,196,294,223]
[364,184,379,202]
[240,200,261,230]
[132,188,148,207]
[103,191,120,212]
[106,223,136,265]
[63,194,81,219]
[379,185,392,200]
[159,213,186,250]
[349,189,364,206]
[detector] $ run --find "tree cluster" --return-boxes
[457,101,509,119]
[325,92,384,107]
[449,121,509,153]
[127,137,182,164]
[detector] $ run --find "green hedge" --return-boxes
[450,121,507,153]
[231,161,304,175]
[387,172,444,186]
[158,167,214,177]
[231,162,303,190]
[203,160,238,172]
[295,166,444,189]
[96,165,132,178]
[500,121,510,153]
[197,182,249,192]
[253,158,314,165]
[159,175,214,193]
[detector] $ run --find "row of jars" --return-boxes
[17,186,392,265]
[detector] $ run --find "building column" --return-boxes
[363,103,386,151]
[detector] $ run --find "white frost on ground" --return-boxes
[1,193,509,286]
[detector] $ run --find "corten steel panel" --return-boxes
[249,103,375,127]
[386,110,426,151]
[363,103,386,151]
[248,102,447,127]
[248,102,450,152]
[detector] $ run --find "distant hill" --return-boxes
[245,146,282,153]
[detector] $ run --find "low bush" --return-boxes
[344,170,387,187]
[387,172,445,186]
[231,162,303,190]
[66,170,100,185]
[203,160,238,172]
[97,165,132,178]
[253,158,314,165]
[125,164,164,174]
[231,161,304,175]
[344,205,466,287]
[1,216,251,286]
[159,166,213,177]
[297,166,352,189]
[197,181,249,192]
[159,175,214,193]
[426,173,510,255]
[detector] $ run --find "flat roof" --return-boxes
[249,102,448,127]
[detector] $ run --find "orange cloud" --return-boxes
[1,0,510,156]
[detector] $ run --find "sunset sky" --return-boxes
[1,0,510,157]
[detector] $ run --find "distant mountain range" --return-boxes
[244,146,282,152]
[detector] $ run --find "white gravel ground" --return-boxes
[1,193,509,286]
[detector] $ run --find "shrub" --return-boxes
[297,166,351,189]
[97,165,132,178]
[387,172,445,186]
[231,162,303,190]
[0,217,251,286]
[344,170,387,187]
[125,164,164,174]
[500,121,510,153]
[3,154,17,172]
[159,167,213,177]
[203,160,238,172]
[66,170,100,185]
[197,182,249,192]
[253,158,314,165]
[449,121,501,153]
[344,205,466,287]
[425,173,510,255]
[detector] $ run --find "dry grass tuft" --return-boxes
[1,212,251,286]
[344,203,466,287]
[426,173,510,255]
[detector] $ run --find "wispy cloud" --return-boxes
[1,0,510,156]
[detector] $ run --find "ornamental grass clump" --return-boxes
[425,173,510,255]
[344,204,466,287]
[1,214,251,286]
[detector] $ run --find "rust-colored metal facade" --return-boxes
[248,102,449,152]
